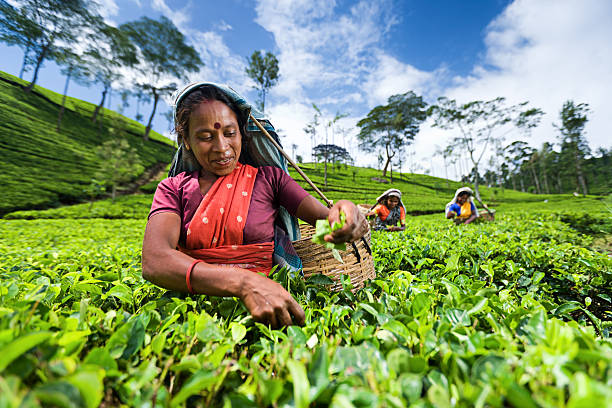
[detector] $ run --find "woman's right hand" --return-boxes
[239,272,305,329]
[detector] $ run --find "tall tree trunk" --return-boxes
[557,172,563,193]
[56,67,72,132]
[574,152,588,196]
[519,173,525,192]
[530,165,541,194]
[24,45,49,93]
[144,89,159,141]
[19,47,30,79]
[381,154,392,178]
[324,129,328,187]
[541,164,550,194]
[324,155,328,188]
[511,174,517,191]
[92,86,108,123]
[473,164,482,202]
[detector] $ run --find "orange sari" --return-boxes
[180,163,274,275]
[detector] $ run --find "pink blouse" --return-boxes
[149,166,309,245]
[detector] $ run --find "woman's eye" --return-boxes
[225,131,237,137]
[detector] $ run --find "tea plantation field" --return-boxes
[1,205,611,406]
[0,71,175,216]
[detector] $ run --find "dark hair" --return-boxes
[174,85,249,146]
[458,191,471,198]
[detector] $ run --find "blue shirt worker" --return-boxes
[445,187,479,225]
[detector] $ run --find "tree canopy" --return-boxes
[313,144,352,166]
[357,91,427,178]
[0,0,95,92]
[120,15,202,140]
[429,96,543,200]
[245,50,279,114]
[555,100,590,195]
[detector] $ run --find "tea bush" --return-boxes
[1,213,611,407]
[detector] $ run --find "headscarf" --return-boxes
[167,81,301,241]
[374,188,407,213]
[445,187,479,217]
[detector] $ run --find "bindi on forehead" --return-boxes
[214,122,221,129]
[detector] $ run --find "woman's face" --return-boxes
[457,193,469,205]
[184,100,242,177]
[387,196,400,209]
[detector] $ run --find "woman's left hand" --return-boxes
[325,200,369,244]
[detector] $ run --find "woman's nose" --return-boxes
[211,134,229,152]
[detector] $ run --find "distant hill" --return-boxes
[0,71,175,215]
[2,69,606,220]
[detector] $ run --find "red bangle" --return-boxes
[186,259,203,295]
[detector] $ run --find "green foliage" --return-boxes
[429,96,544,200]
[357,91,428,177]
[95,136,144,200]
[120,15,202,140]
[312,210,347,261]
[245,50,279,113]
[0,70,174,216]
[0,0,95,90]
[0,210,610,406]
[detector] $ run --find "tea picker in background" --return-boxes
[446,187,479,224]
[141,82,369,329]
[366,188,406,231]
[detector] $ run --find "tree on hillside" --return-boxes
[555,100,590,196]
[245,50,279,114]
[327,112,348,170]
[504,140,531,192]
[304,104,321,168]
[95,136,143,201]
[55,49,90,131]
[121,16,202,140]
[429,96,543,201]
[313,144,352,170]
[291,143,298,160]
[435,145,454,187]
[537,142,556,194]
[84,21,137,124]
[0,0,94,92]
[357,91,427,179]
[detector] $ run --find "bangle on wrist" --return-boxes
[186,259,203,295]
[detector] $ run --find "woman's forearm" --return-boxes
[142,247,250,297]
[464,214,477,224]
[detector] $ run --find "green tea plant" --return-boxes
[1,212,610,407]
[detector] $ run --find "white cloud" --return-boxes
[441,0,612,162]
[218,20,233,31]
[96,0,119,22]
[151,0,191,27]
[253,0,427,167]
[254,0,400,104]
[413,0,612,180]
[362,52,441,107]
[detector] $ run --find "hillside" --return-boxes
[0,71,175,215]
[5,157,611,235]
[2,69,610,225]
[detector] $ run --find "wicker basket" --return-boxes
[479,209,496,221]
[292,224,376,292]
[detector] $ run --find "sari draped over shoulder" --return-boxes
[180,163,274,275]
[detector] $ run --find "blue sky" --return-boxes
[2,0,610,179]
